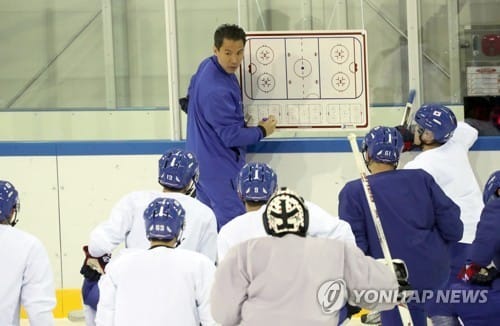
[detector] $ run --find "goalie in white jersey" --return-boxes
[96,197,216,326]
[217,162,355,261]
[82,149,217,325]
[211,187,401,326]
[0,181,56,326]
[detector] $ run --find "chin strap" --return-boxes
[9,211,18,227]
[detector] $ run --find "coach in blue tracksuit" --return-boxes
[338,126,463,326]
[186,24,276,230]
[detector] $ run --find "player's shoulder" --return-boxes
[0,225,45,252]
[221,210,263,235]
[2,225,40,244]
[121,189,163,202]
[340,178,363,193]
[174,247,215,266]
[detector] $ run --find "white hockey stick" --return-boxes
[400,89,416,129]
[347,133,414,326]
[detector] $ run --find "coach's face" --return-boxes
[214,38,245,74]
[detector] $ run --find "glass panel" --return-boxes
[176,0,237,96]
[0,2,105,109]
[111,0,169,109]
[421,0,456,104]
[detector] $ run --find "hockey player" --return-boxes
[435,170,500,325]
[402,105,483,324]
[211,187,402,325]
[96,197,216,326]
[81,148,217,325]
[338,126,463,326]
[87,148,217,261]
[0,180,56,326]
[217,162,355,261]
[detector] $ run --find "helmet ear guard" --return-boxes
[262,187,309,237]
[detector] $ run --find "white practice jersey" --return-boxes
[88,190,217,262]
[0,225,56,326]
[96,247,216,326]
[404,122,483,243]
[211,235,398,326]
[217,200,355,261]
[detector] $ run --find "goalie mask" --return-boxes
[414,104,457,144]
[158,149,199,196]
[483,170,500,205]
[143,197,185,245]
[362,126,404,165]
[0,180,20,226]
[263,187,309,237]
[237,162,277,202]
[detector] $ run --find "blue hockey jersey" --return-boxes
[339,168,463,290]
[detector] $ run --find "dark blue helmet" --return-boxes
[158,149,199,190]
[414,104,457,143]
[362,126,404,164]
[0,181,19,224]
[483,170,500,205]
[143,197,185,242]
[263,187,309,237]
[237,162,277,202]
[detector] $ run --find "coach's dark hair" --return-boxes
[214,24,246,49]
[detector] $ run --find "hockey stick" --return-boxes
[347,134,414,326]
[400,89,416,129]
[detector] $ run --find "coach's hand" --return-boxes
[258,115,277,137]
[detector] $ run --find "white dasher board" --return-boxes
[241,30,369,130]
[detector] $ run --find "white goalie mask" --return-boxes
[262,187,309,237]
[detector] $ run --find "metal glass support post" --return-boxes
[447,0,461,103]
[406,0,423,107]
[102,0,117,109]
[164,0,181,140]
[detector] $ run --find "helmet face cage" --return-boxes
[0,181,20,225]
[362,126,404,164]
[414,104,457,143]
[158,149,199,191]
[262,187,309,237]
[237,162,278,202]
[483,170,500,205]
[143,197,186,243]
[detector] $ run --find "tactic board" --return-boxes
[241,30,369,130]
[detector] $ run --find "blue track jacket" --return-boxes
[186,56,264,228]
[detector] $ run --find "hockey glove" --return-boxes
[345,303,362,319]
[179,96,189,114]
[377,258,412,301]
[395,125,416,152]
[458,262,498,286]
[80,245,111,282]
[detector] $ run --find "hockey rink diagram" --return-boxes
[241,31,369,129]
